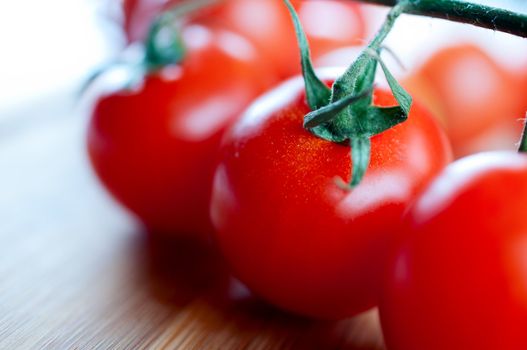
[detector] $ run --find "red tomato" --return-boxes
[122,0,366,78]
[210,68,452,319]
[88,24,275,238]
[404,44,524,157]
[380,151,527,350]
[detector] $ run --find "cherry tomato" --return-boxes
[380,151,527,350]
[88,24,275,238]
[210,68,452,319]
[122,0,366,78]
[404,44,524,157]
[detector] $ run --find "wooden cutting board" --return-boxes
[0,100,384,349]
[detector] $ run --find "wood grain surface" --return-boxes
[0,101,384,349]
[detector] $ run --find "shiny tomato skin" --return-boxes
[380,152,527,350]
[404,44,524,157]
[210,69,452,319]
[88,25,275,238]
[122,0,365,78]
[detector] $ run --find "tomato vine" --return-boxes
[352,0,527,38]
[286,0,527,187]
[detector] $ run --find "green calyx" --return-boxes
[144,0,220,70]
[284,0,412,188]
[144,13,186,70]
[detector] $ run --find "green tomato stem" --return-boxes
[519,117,527,153]
[369,0,411,49]
[353,0,527,38]
[284,0,331,111]
[145,0,221,70]
[145,16,186,70]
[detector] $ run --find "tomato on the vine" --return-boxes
[404,44,524,157]
[210,68,452,319]
[88,24,276,238]
[381,151,527,350]
[121,0,366,78]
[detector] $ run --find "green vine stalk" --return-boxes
[351,0,527,38]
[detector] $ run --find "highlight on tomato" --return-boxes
[404,43,525,157]
[209,1,452,319]
[380,150,527,350]
[121,0,367,78]
[87,4,277,238]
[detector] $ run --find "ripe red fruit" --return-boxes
[210,69,452,319]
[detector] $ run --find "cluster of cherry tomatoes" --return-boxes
[88,0,527,348]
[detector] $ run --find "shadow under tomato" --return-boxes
[138,232,231,306]
[135,232,384,350]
